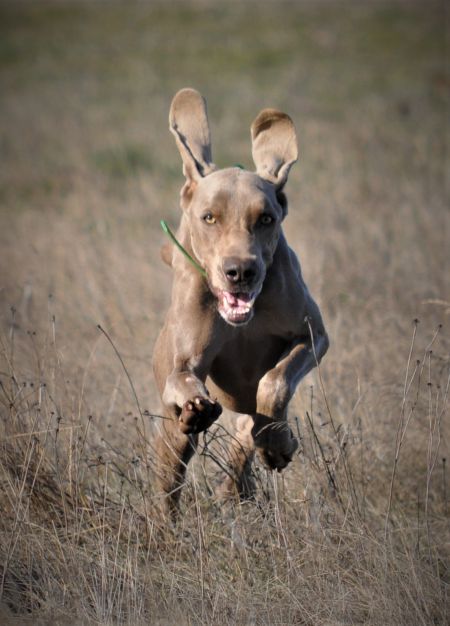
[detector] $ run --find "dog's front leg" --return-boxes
[153,332,222,515]
[253,328,329,471]
[162,359,222,435]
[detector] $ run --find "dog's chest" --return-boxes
[207,332,288,413]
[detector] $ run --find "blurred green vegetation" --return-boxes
[0,1,447,202]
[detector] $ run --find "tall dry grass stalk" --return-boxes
[0,295,447,624]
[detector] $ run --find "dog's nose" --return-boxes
[223,257,258,285]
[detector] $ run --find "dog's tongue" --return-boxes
[223,291,253,308]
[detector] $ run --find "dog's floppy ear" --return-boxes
[169,88,216,186]
[251,109,298,189]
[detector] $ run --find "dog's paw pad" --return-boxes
[178,397,222,434]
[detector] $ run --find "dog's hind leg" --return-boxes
[216,415,256,501]
[154,417,198,518]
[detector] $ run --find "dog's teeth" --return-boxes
[217,289,257,325]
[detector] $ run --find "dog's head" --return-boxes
[169,88,298,326]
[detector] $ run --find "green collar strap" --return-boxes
[160,220,207,278]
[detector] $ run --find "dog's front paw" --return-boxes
[178,397,222,435]
[251,414,298,471]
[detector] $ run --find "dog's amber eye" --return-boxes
[203,213,216,225]
[260,214,274,226]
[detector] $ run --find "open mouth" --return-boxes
[217,290,257,326]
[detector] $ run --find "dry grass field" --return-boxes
[0,1,449,624]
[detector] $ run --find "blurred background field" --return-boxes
[0,1,449,624]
